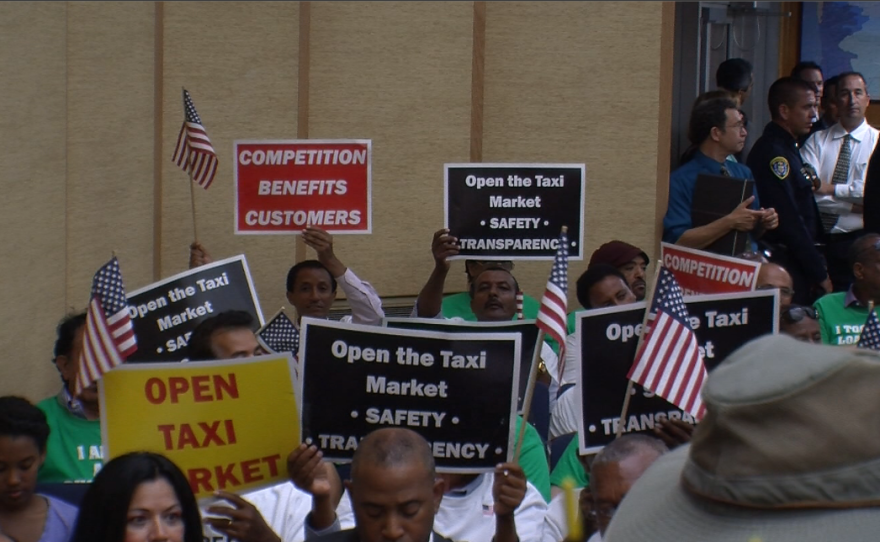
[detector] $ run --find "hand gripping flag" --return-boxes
[627,267,707,420]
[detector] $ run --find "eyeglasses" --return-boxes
[756,284,795,298]
[781,305,817,323]
[726,122,748,131]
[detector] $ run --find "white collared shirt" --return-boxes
[801,119,880,233]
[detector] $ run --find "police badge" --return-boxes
[770,156,790,180]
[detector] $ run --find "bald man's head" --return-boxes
[347,429,443,542]
[351,428,436,483]
[757,263,794,306]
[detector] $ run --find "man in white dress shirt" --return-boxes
[801,71,880,291]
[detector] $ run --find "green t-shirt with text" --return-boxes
[814,292,876,346]
[37,395,103,483]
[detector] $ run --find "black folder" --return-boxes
[691,173,755,256]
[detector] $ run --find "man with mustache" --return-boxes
[587,241,650,301]
[189,226,384,330]
[286,226,384,327]
[412,228,555,503]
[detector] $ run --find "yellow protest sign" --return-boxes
[99,353,299,500]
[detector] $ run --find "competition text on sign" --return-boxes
[99,354,299,500]
[574,290,778,454]
[235,140,371,234]
[299,318,521,472]
[660,243,760,295]
[445,163,585,260]
[125,256,264,362]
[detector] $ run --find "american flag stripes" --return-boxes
[627,267,707,420]
[858,310,880,351]
[257,311,300,356]
[172,89,218,189]
[75,257,137,395]
[536,230,569,381]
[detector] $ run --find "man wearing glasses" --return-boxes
[755,261,795,307]
[814,233,880,345]
[542,435,667,542]
[663,97,778,251]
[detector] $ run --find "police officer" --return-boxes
[747,77,832,305]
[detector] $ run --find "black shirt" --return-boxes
[746,121,827,282]
[863,143,880,234]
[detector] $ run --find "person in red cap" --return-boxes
[588,241,650,301]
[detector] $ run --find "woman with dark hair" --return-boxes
[37,313,103,484]
[0,396,78,542]
[70,452,202,542]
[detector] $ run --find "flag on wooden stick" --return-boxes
[627,266,707,419]
[75,257,137,395]
[536,228,569,381]
[172,89,218,189]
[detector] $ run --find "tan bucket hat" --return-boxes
[605,334,880,541]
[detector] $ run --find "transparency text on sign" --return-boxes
[575,290,778,454]
[445,163,585,260]
[384,317,540,412]
[300,318,521,472]
[660,243,760,295]
[235,140,372,234]
[99,354,299,500]
[126,256,264,362]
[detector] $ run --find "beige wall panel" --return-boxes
[0,3,68,401]
[309,1,473,299]
[66,2,156,299]
[483,1,664,305]
[162,2,300,318]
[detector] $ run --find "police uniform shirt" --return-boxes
[800,119,880,233]
[746,121,827,283]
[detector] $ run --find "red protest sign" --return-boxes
[660,242,760,295]
[234,140,371,234]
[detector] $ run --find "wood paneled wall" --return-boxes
[0,1,674,401]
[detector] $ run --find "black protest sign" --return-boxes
[445,163,585,260]
[300,318,521,472]
[385,317,541,412]
[577,290,778,453]
[125,256,264,362]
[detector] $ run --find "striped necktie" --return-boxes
[831,134,853,185]
[821,134,855,232]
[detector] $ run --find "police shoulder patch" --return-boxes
[770,156,790,180]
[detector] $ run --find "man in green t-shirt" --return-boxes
[38,312,103,483]
[814,233,880,345]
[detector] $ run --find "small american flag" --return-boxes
[172,89,218,189]
[627,267,707,420]
[536,230,569,381]
[858,310,880,351]
[516,290,524,320]
[75,257,137,395]
[257,311,300,356]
